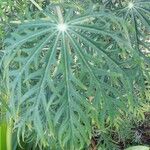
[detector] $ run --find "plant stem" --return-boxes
[6,119,12,150]
[29,0,43,11]
[0,122,7,150]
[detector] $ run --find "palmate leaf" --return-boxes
[117,0,150,115]
[118,0,150,56]
[1,5,147,149]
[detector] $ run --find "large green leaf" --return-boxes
[0,3,149,149]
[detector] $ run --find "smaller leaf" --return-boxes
[125,146,150,150]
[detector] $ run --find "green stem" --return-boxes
[0,122,7,150]
[29,0,43,11]
[6,119,12,150]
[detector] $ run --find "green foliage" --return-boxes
[0,0,150,149]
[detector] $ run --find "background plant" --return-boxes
[0,0,150,150]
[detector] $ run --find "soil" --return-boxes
[89,113,150,150]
